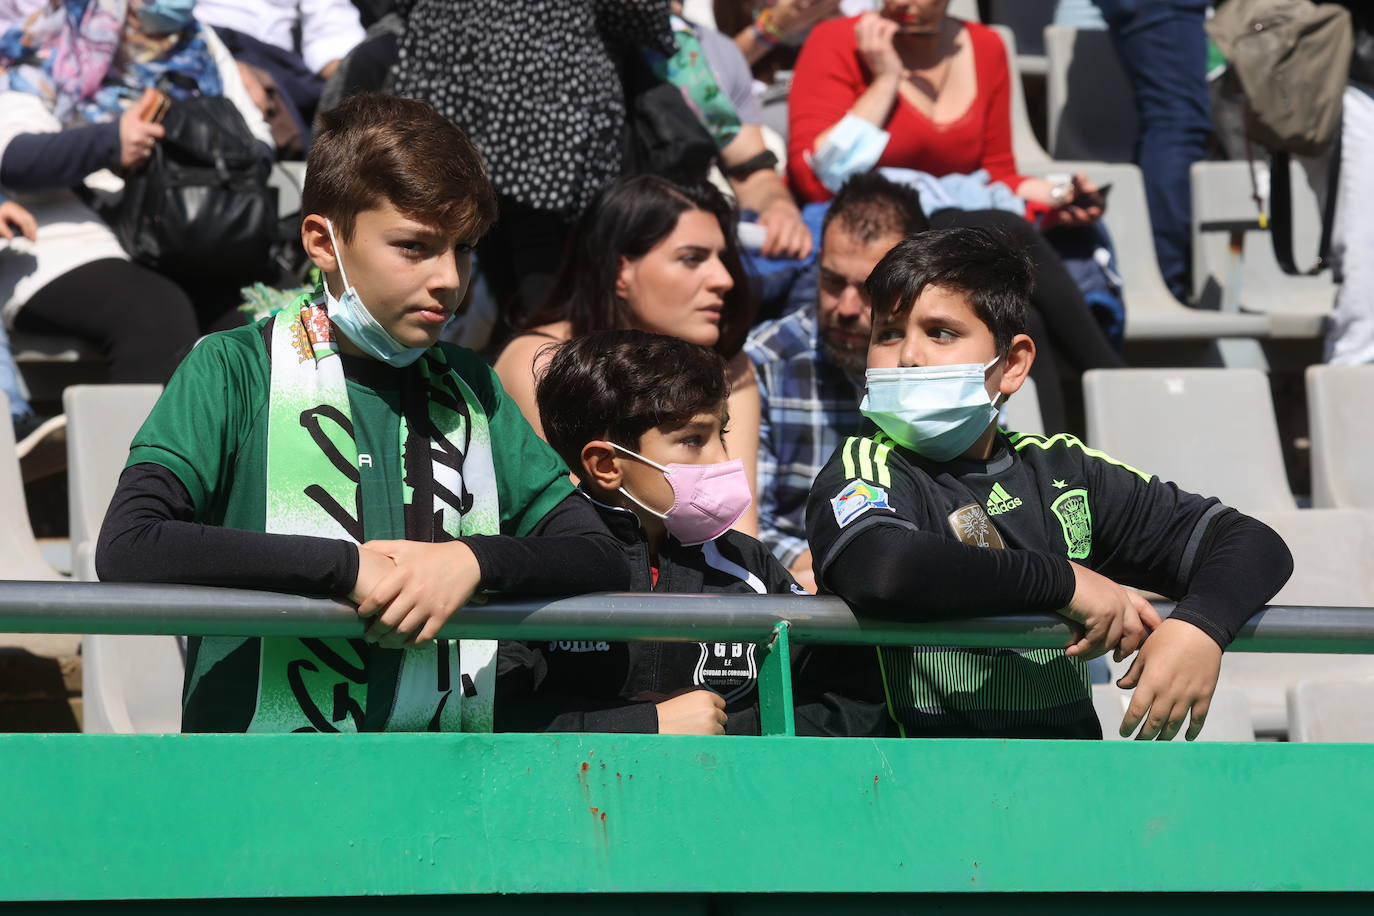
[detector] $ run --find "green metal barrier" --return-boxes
[1,582,1372,907]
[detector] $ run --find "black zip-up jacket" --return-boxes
[495,498,817,735]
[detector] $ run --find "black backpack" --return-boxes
[615,42,718,184]
[106,95,278,285]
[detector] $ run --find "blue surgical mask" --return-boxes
[859,356,1004,462]
[323,219,427,368]
[136,0,197,35]
[805,113,891,194]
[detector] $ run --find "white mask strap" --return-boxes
[324,219,353,292]
[609,441,671,474]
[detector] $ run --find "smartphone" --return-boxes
[1071,182,1112,209]
[135,87,170,124]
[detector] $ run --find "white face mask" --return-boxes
[859,355,1003,461]
[323,219,427,368]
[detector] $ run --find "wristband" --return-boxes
[754,7,784,43]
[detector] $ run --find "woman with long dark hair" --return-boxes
[495,174,762,534]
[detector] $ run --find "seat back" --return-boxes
[1252,508,1374,608]
[0,391,60,581]
[1190,160,1333,337]
[1001,375,1044,436]
[1044,25,1137,163]
[1307,365,1374,510]
[1083,368,1295,513]
[1020,161,1271,342]
[63,384,163,581]
[989,24,1051,167]
[1287,680,1374,742]
[63,384,181,734]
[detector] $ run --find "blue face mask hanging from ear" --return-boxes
[323,219,427,368]
[859,355,1005,462]
[135,0,198,35]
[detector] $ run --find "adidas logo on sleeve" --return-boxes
[985,482,1023,516]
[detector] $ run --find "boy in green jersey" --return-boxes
[97,93,631,733]
[806,228,1293,740]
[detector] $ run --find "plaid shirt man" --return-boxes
[744,304,864,567]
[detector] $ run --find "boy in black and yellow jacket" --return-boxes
[806,228,1293,740]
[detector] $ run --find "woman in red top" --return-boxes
[787,1,1121,434]
[788,1,1100,225]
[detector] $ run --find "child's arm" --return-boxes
[806,440,1156,661]
[1074,449,1294,739]
[356,492,635,648]
[1112,510,1292,740]
[98,462,365,596]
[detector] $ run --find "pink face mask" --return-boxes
[610,443,754,546]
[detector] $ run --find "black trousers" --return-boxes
[14,258,200,384]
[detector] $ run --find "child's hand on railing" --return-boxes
[353,540,483,649]
[1060,563,1162,661]
[656,689,727,736]
[1115,618,1223,741]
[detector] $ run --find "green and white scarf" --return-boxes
[245,288,500,732]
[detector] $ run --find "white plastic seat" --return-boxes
[1306,365,1374,511]
[63,384,183,734]
[1287,680,1374,742]
[1002,375,1043,435]
[1083,368,1294,513]
[989,25,1052,167]
[1044,25,1136,163]
[0,391,61,581]
[1020,161,1271,343]
[1190,160,1334,339]
[1094,684,1254,741]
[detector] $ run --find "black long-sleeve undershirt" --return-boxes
[826,522,1077,621]
[96,462,632,597]
[826,508,1292,649]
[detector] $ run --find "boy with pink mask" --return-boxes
[496,329,814,736]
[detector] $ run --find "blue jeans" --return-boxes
[0,319,32,421]
[1094,0,1212,302]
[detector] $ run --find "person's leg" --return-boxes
[1325,84,1374,365]
[13,259,199,383]
[1094,0,1211,302]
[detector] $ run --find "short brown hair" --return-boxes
[304,93,498,242]
[536,330,730,479]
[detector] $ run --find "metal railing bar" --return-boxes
[0,581,1370,653]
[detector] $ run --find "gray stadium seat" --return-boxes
[63,384,182,734]
[1094,684,1255,741]
[1044,25,1136,163]
[1002,374,1044,435]
[1190,160,1334,338]
[989,25,1052,167]
[0,391,61,581]
[1287,680,1374,742]
[1083,368,1294,513]
[986,0,1053,76]
[1022,161,1271,344]
[64,384,163,582]
[1307,365,1374,511]
[948,0,981,22]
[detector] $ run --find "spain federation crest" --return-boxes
[1050,488,1093,559]
[831,479,891,528]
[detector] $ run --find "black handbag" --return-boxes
[107,95,278,284]
[615,42,718,184]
